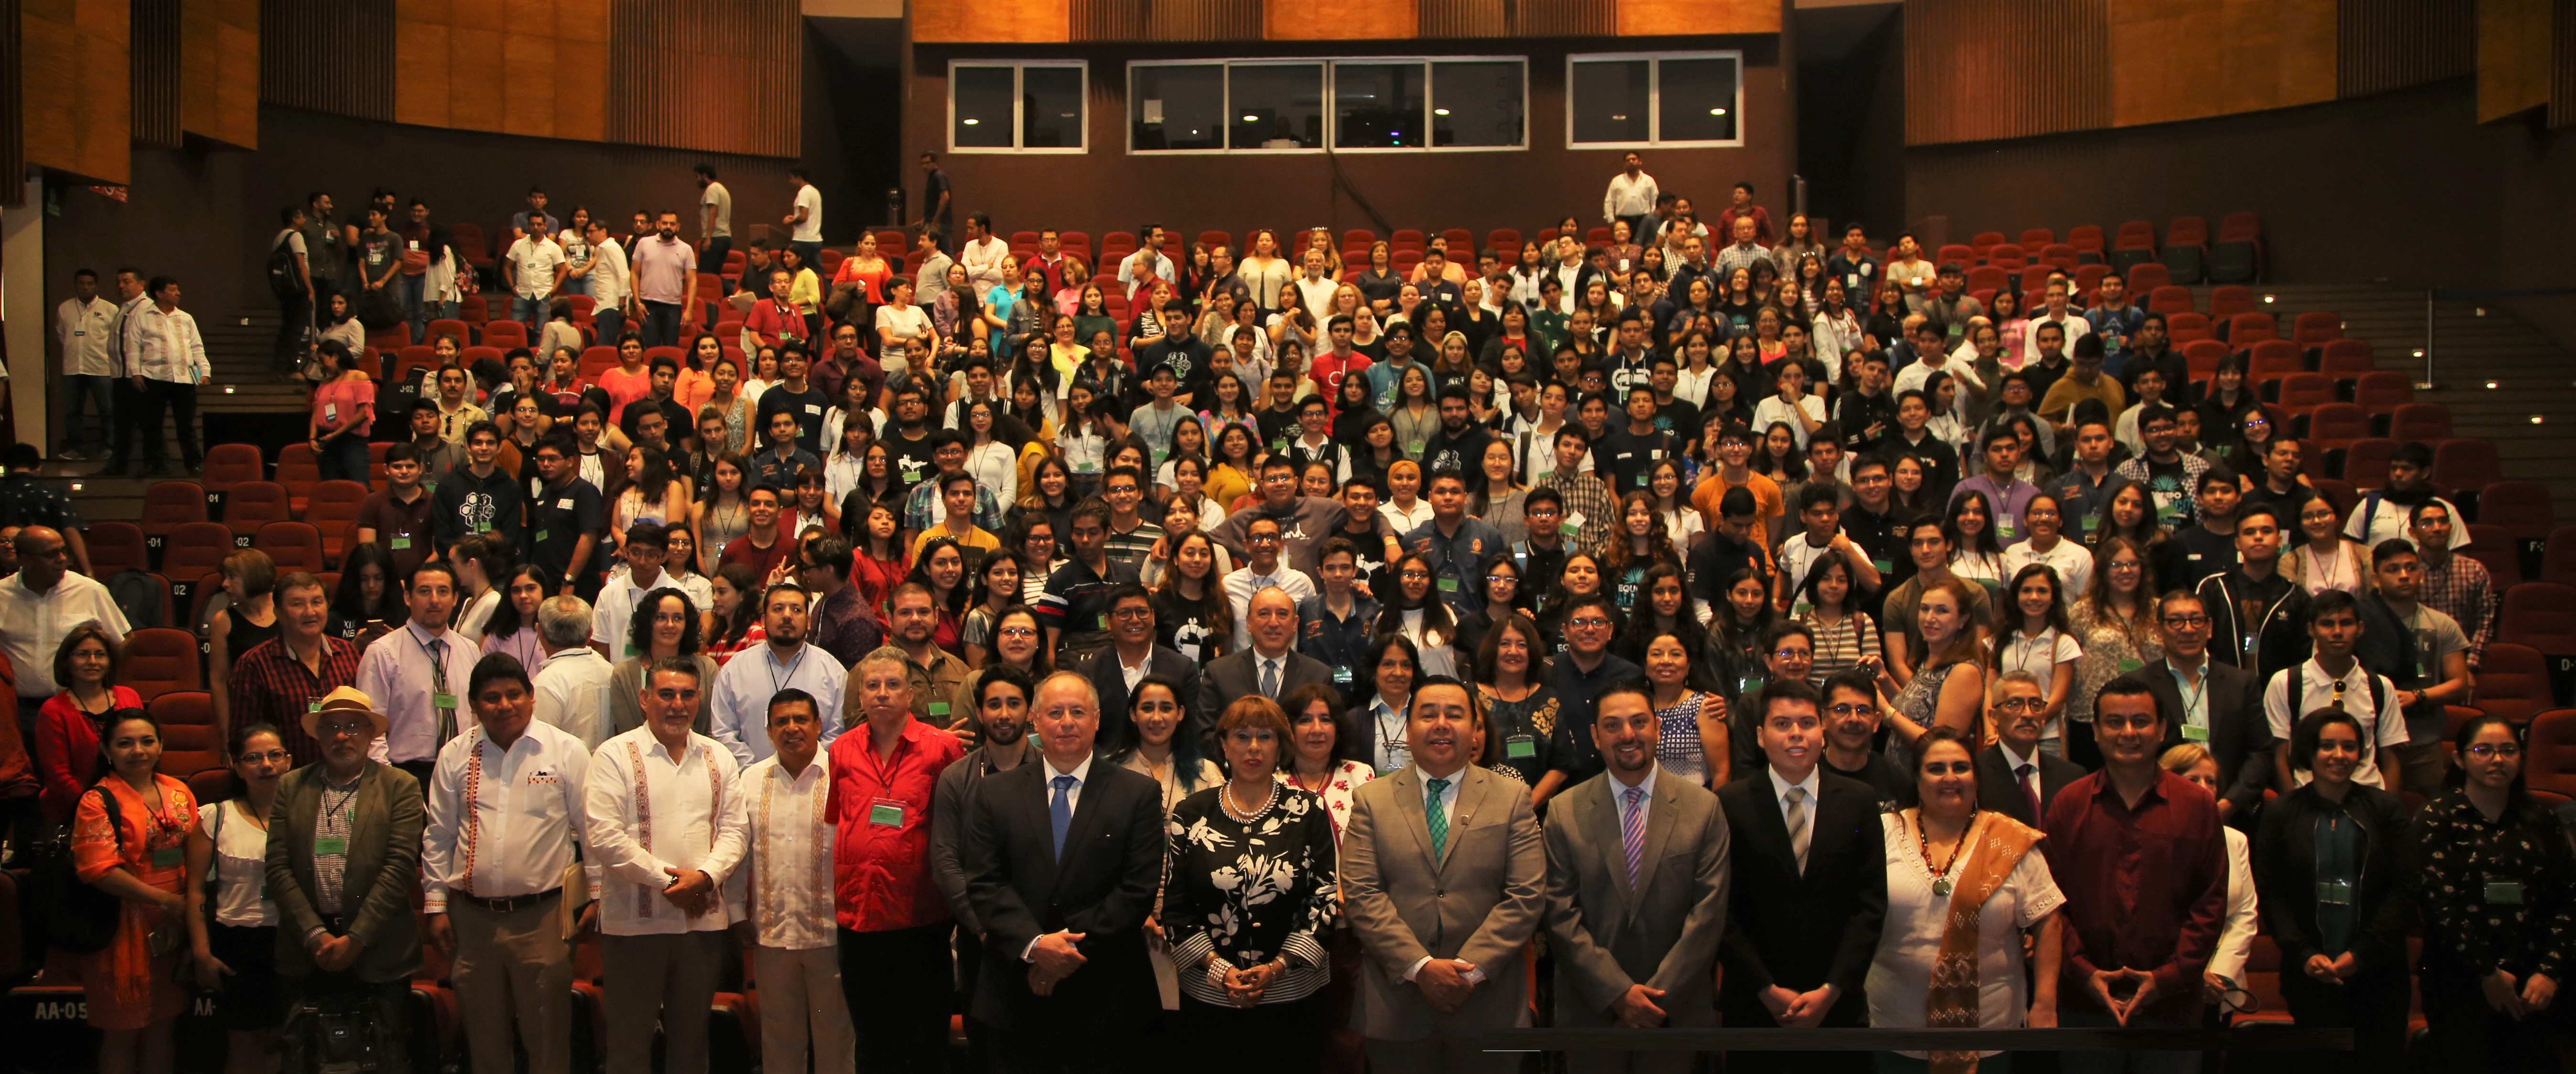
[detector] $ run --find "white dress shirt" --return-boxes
[120,302,211,384]
[532,647,619,750]
[724,754,836,951]
[590,568,677,654]
[0,571,129,699]
[1220,564,1317,651]
[2021,309,2094,368]
[709,641,848,768]
[1603,171,1659,222]
[960,236,1010,298]
[421,719,600,913]
[1367,696,1410,774]
[2265,659,2408,787]
[585,726,750,936]
[358,621,481,765]
[56,296,118,377]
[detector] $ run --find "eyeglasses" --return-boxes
[1486,575,1518,584]
[1110,607,1153,621]
[2466,743,2524,759]
[236,750,290,764]
[1827,703,1876,718]
[1773,649,1812,660]
[2161,614,2211,627]
[998,626,1039,638]
[1400,571,1432,581]
[1993,697,2045,713]
[1569,617,1612,629]
[2109,561,2143,572]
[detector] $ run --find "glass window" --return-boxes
[951,66,1017,149]
[1132,64,1226,151]
[1568,52,1744,147]
[1431,60,1524,148]
[1657,56,1740,144]
[1022,66,1086,149]
[1229,64,1324,149]
[1334,62,1426,149]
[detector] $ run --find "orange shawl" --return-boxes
[1922,809,2043,1074]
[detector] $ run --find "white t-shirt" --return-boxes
[2001,538,2096,602]
[507,236,567,298]
[878,303,932,344]
[700,181,733,238]
[199,800,278,927]
[791,183,823,242]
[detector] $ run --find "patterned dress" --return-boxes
[1163,782,1340,1007]
[2414,787,2576,987]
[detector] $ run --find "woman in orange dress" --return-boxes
[72,710,199,1074]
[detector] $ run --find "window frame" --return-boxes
[1563,50,1744,149]
[946,59,1090,155]
[1126,55,1529,156]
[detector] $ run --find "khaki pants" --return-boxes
[600,930,725,1074]
[756,944,855,1074]
[450,895,576,1074]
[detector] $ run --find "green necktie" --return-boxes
[1425,777,1452,860]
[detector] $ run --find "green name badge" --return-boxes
[313,836,349,856]
[433,692,458,711]
[1561,522,1580,537]
[2181,723,2210,743]
[1506,735,1537,760]
[1333,666,1354,685]
[1436,576,1460,592]
[1792,601,1813,617]
[308,700,323,713]
[151,845,184,869]
[2116,659,2145,673]
[1871,558,1893,574]
[535,530,549,542]
[927,702,951,717]
[624,643,639,658]
[390,537,413,550]
[2081,514,2100,532]
[2487,881,2527,905]
[869,802,904,828]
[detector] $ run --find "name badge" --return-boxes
[1332,666,1354,685]
[313,836,349,856]
[151,845,184,869]
[2181,723,2210,743]
[1995,517,2016,541]
[903,465,924,482]
[2487,881,2527,904]
[433,692,458,711]
[2116,659,2145,673]
[2081,514,2100,532]
[390,537,413,550]
[1871,558,1893,574]
[1436,577,1459,593]
[535,530,549,542]
[2187,553,2203,561]
[557,498,575,510]
[927,701,951,717]
[323,403,339,422]
[870,801,905,828]
[1739,676,1765,696]
[1506,735,1536,759]
[804,404,822,415]
[2316,879,2355,906]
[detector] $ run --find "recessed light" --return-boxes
[1610,114,1628,121]
[2487,380,2501,390]
[1433,108,1450,116]
[69,482,82,492]
[1243,114,1258,121]
[2413,349,2426,358]
[962,118,979,126]
[2262,294,2275,303]
[1710,108,1727,116]
[2533,415,2547,425]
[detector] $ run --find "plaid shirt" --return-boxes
[228,634,363,765]
[2419,549,2497,665]
[1538,471,1616,555]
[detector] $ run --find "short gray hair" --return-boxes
[1991,668,2047,700]
[538,596,592,648]
[1034,670,1099,713]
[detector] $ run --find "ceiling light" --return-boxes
[962,118,979,126]
[1433,108,1450,116]
[1710,107,1727,116]
[2487,380,2501,390]
[2533,415,2547,425]
[2261,294,2275,303]
[1243,114,1258,121]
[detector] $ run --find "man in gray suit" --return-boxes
[1342,675,1545,1073]
[1543,680,1732,1074]
[1196,586,1332,729]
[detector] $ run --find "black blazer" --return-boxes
[2143,658,2274,812]
[961,755,1166,1034]
[1195,648,1333,735]
[2253,783,2416,974]
[1080,644,1202,755]
[1714,768,1887,1023]
[1974,744,2088,829]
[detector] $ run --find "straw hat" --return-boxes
[301,685,389,743]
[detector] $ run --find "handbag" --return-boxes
[29,787,130,955]
[280,977,408,1074]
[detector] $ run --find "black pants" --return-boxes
[277,291,313,373]
[133,379,202,469]
[1176,993,1325,1074]
[2422,968,2568,1072]
[2279,966,2407,1074]
[106,377,143,467]
[840,924,951,1074]
[394,760,435,787]
[704,237,734,294]
[987,1024,1132,1074]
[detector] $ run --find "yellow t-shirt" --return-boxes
[909,523,1001,564]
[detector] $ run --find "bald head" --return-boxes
[1247,586,1299,656]
[13,526,66,591]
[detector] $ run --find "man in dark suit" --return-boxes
[1713,679,1886,1074]
[2143,589,2273,821]
[1077,583,1198,755]
[961,669,1166,1074]
[1543,681,1731,1074]
[1196,586,1332,731]
[1975,669,2090,828]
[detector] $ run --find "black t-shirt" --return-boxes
[754,386,832,454]
[1420,424,1494,481]
[1596,426,1673,496]
[1653,398,1701,439]
[885,427,941,497]
[526,477,604,580]
[1151,589,1226,663]
[2163,523,2241,590]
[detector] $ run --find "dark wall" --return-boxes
[805,16,908,241]
[43,104,807,320]
[1793,4,1904,239]
[1902,78,2576,292]
[899,37,1796,245]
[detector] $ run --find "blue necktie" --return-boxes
[1050,775,1078,859]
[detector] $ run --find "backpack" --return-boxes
[267,234,305,300]
[107,569,166,629]
[280,978,409,1074]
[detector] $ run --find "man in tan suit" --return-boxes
[1341,674,1545,1074]
[1543,680,1732,1074]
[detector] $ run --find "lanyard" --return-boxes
[768,645,809,697]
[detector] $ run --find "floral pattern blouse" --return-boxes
[2414,787,2576,980]
[1164,782,1340,1008]
[1276,759,1377,846]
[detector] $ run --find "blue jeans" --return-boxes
[317,434,370,488]
[63,372,114,454]
[591,306,625,350]
[513,294,550,327]
[703,236,734,295]
[400,274,427,342]
[641,300,683,350]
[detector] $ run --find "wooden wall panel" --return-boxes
[2555,0,2576,128]
[1073,0,1258,41]
[131,0,180,146]
[180,0,257,147]
[605,0,797,157]
[2340,0,2473,98]
[1264,0,1416,40]
[1619,0,1779,36]
[2110,0,2334,128]
[0,0,20,204]
[913,0,1066,43]
[22,0,132,182]
[2481,0,2553,121]
[260,0,394,121]
[393,0,607,143]
[1903,0,2110,145]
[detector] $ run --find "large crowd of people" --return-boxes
[11,151,2560,1074]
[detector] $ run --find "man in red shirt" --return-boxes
[829,648,966,1074]
[2044,675,2229,1057]
[1308,314,1370,416]
[719,486,795,582]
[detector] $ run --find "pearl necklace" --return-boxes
[1221,780,1279,824]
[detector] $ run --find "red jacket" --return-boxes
[828,715,965,932]
[37,687,145,823]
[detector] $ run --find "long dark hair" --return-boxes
[482,564,561,638]
[1123,673,1211,792]
[712,564,765,647]
[1372,553,1460,655]
[908,537,974,617]
[1991,563,2070,674]
[334,542,403,624]
[1614,562,1709,665]
[1943,489,2007,561]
